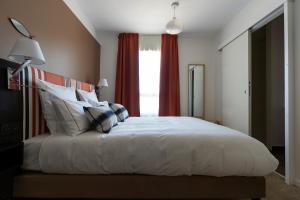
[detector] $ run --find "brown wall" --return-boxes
[266,15,284,147]
[251,14,284,148]
[0,0,100,84]
[251,26,267,145]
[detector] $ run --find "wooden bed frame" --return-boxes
[14,171,265,200]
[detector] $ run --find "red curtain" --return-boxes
[115,33,140,116]
[159,34,180,116]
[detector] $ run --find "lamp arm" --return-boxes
[12,59,32,76]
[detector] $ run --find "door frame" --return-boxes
[249,0,295,185]
[283,0,295,185]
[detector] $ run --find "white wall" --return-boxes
[218,0,300,186]
[218,0,284,46]
[221,31,249,134]
[96,31,118,102]
[213,41,222,123]
[178,33,216,121]
[97,31,217,121]
[294,0,300,187]
[63,0,97,40]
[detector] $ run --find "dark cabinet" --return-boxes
[0,58,23,200]
[0,85,23,199]
[0,143,23,200]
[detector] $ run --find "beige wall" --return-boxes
[178,33,216,121]
[96,31,118,102]
[96,32,217,121]
[0,0,100,84]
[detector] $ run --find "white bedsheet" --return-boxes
[24,117,278,176]
[23,134,49,171]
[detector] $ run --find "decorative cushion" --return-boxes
[109,103,129,122]
[38,80,77,134]
[84,106,118,133]
[52,99,91,136]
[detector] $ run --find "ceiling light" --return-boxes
[166,1,183,35]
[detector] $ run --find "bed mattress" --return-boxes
[23,117,278,176]
[23,134,49,171]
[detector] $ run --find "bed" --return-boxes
[16,117,277,199]
[13,66,277,200]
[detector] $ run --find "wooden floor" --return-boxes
[241,173,299,200]
[262,173,300,200]
[187,173,300,200]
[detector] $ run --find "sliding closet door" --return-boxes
[221,31,250,134]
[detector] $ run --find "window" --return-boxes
[139,50,160,116]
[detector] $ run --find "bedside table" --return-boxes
[0,86,23,199]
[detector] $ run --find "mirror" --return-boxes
[188,64,205,118]
[9,18,32,38]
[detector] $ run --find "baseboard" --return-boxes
[273,173,300,188]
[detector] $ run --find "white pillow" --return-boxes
[76,89,98,102]
[88,99,109,107]
[52,99,91,136]
[76,89,109,108]
[39,80,77,101]
[38,80,77,134]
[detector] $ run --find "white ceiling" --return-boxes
[69,0,251,34]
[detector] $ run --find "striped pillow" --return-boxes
[109,103,129,122]
[83,106,118,133]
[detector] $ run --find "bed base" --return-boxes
[14,172,265,199]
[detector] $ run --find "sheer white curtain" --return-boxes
[139,35,161,116]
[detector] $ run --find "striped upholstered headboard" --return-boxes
[20,66,94,140]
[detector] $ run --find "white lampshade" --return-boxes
[8,37,45,65]
[98,78,108,87]
[166,17,183,35]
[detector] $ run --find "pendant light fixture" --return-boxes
[166,1,183,35]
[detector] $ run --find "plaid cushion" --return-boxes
[83,106,118,133]
[109,103,129,122]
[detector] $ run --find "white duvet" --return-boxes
[25,117,278,176]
